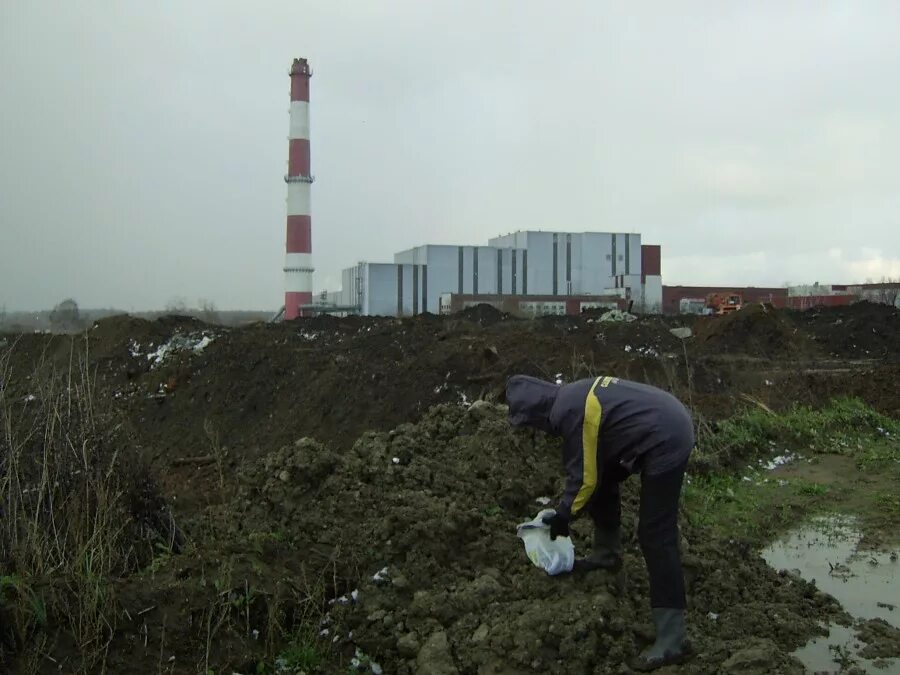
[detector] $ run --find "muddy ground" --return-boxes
[0,302,898,673]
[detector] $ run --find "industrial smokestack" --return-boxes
[284,57,314,319]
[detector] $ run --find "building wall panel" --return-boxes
[525,232,554,295]
[401,264,415,315]
[477,247,498,295]
[422,246,459,312]
[641,244,661,276]
[365,264,399,316]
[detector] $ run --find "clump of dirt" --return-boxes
[695,304,811,358]
[233,402,842,673]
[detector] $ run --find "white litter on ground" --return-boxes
[146,333,215,367]
[635,346,659,357]
[372,566,390,583]
[349,648,382,674]
[762,454,797,471]
[193,335,213,352]
[535,496,552,505]
[600,309,637,322]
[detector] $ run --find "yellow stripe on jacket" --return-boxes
[572,376,603,515]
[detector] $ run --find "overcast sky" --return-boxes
[2,2,899,311]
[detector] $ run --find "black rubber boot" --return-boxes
[630,608,691,672]
[574,525,622,572]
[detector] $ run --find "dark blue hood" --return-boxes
[505,375,560,435]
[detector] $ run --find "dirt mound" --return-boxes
[5,307,897,518]
[231,403,841,674]
[793,301,900,361]
[695,304,809,358]
[455,303,510,326]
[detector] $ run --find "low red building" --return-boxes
[440,293,626,316]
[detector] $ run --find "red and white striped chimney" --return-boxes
[284,57,314,319]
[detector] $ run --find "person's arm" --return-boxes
[553,377,603,520]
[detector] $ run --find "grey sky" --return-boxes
[2,1,898,311]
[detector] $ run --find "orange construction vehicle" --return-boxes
[705,292,743,315]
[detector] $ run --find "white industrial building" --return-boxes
[328,230,663,317]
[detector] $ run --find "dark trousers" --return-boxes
[586,459,688,609]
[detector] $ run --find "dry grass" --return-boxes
[0,338,176,672]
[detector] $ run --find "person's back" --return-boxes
[550,376,695,475]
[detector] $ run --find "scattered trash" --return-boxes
[372,566,390,583]
[535,496,552,506]
[669,327,693,340]
[349,647,383,673]
[762,454,797,471]
[128,339,141,357]
[599,309,637,322]
[392,457,400,464]
[146,332,215,367]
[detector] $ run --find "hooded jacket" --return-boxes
[506,375,695,519]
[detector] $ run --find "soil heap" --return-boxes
[694,303,809,358]
[230,402,843,674]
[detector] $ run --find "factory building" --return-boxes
[328,231,663,317]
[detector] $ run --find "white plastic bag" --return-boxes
[516,509,575,576]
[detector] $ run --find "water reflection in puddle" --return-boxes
[762,516,899,672]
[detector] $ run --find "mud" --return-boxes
[763,516,900,672]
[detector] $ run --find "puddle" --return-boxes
[762,516,900,672]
